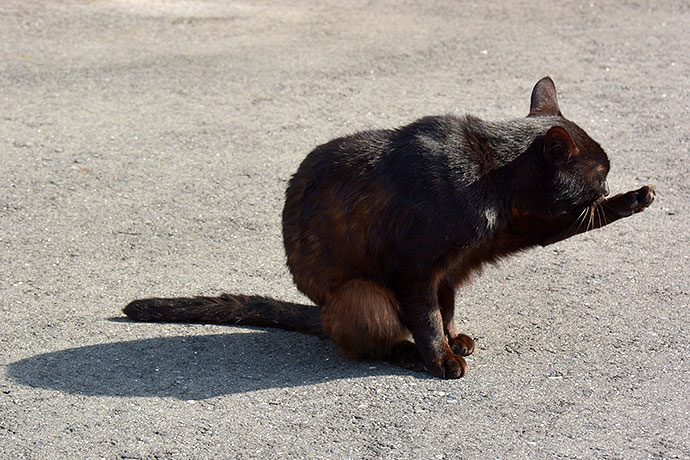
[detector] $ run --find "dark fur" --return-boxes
[124,78,655,378]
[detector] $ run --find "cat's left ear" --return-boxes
[544,126,578,166]
[529,77,563,117]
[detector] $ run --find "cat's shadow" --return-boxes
[7,322,411,400]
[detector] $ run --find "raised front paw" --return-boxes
[631,185,656,213]
[428,350,468,379]
[608,185,656,217]
[448,333,475,356]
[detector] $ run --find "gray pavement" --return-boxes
[1,1,688,459]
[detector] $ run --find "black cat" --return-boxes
[124,77,655,378]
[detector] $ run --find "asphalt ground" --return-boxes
[1,1,688,459]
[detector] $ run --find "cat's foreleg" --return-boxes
[542,185,655,246]
[438,278,475,356]
[398,284,468,379]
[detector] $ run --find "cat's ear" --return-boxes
[529,77,562,117]
[544,126,578,166]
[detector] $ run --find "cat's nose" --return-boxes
[603,181,610,196]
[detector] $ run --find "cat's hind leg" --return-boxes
[388,340,426,372]
[321,279,410,360]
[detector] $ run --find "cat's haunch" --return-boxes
[124,77,655,379]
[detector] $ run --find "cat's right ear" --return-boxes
[544,126,578,166]
[529,77,563,117]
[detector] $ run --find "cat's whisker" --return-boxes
[572,206,588,234]
[575,206,590,232]
[600,202,620,224]
[595,203,604,228]
[600,201,615,214]
[584,205,594,232]
[597,203,609,227]
[564,206,588,236]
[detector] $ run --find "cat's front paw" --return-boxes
[429,351,468,379]
[632,185,656,213]
[607,185,656,217]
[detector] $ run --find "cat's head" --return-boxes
[529,77,611,214]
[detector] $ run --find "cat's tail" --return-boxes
[122,294,325,337]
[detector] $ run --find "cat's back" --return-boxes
[282,115,472,229]
[286,114,473,193]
